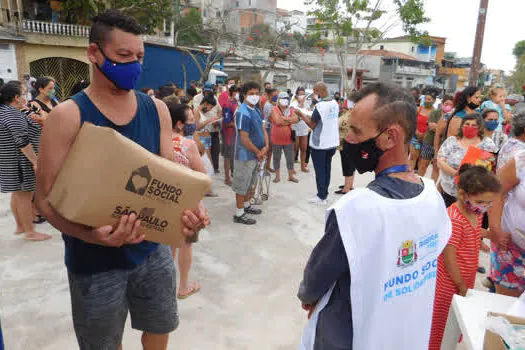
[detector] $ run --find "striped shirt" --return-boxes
[0,104,41,193]
[429,204,481,349]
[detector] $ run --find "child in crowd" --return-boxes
[429,165,501,349]
[481,87,512,131]
[167,101,208,299]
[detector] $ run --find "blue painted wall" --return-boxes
[137,44,207,90]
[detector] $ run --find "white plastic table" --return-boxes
[441,289,517,350]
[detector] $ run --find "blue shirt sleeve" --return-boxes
[237,112,252,134]
[298,210,349,304]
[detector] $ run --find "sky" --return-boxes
[277,0,524,73]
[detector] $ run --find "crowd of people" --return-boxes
[1,8,525,350]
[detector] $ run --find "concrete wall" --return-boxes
[0,42,18,81]
[371,41,417,58]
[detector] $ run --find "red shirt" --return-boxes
[270,106,294,146]
[417,107,430,134]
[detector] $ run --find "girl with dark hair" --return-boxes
[167,101,207,299]
[30,76,57,124]
[437,113,497,207]
[291,86,311,172]
[409,87,438,171]
[430,165,501,349]
[221,84,240,186]
[0,81,51,241]
[445,86,482,140]
[420,94,454,181]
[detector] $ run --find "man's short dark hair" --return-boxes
[242,81,261,95]
[89,10,144,45]
[352,83,417,143]
[268,88,278,95]
[482,109,499,119]
[202,94,217,107]
[186,87,198,98]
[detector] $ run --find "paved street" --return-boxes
[0,155,490,349]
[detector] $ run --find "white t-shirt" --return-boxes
[309,99,339,150]
[502,150,525,250]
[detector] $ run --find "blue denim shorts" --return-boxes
[199,136,212,150]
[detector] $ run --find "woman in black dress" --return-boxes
[0,81,51,241]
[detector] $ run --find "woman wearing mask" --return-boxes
[221,85,240,186]
[194,94,222,165]
[489,148,525,297]
[419,95,454,181]
[168,102,207,299]
[483,109,508,153]
[437,113,497,208]
[409,88,437,171]
[29,77,57,125]
[270,92,299,183]
[0,81,51,241]
[291,87,311,173]
[444,87,482,140]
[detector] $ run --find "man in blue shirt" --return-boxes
[232,81,268,225]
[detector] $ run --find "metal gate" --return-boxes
[29,57,89,100]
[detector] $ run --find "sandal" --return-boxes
[273,178,281,183]
[177,282,201,299]
[288,177,299,183]
[33,215,46,224]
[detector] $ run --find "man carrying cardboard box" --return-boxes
[34,10,208,350]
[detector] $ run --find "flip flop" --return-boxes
[288,178,299,183]
[273,178,281,183]
[24,232,52,241]
[177,282,201,300]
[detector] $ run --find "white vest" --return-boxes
[299,178,451,350]
[309,100,339,150]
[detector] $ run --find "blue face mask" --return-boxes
[96,44,142,91]
[183,123,197,136]
[271,96,278,103]
[485,120,499,131]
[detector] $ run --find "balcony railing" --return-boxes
[23,20,90,37]
[21,19,174,46]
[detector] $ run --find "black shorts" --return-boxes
[340,141,357,177]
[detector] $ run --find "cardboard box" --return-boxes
[49,122,212,247]
[484,312,525,349]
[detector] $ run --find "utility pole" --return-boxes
[469,0,489,86]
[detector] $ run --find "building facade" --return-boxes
[0,0,204,97]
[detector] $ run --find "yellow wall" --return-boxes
[19,43,89,74]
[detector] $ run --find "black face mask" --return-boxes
[352,132,385,174]
[467,102,479,110]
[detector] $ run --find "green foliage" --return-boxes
[58,0,172,33]
[176,8,204,45]
[513,40,525,60]
[394,0,429,38]
[510,40,525,92]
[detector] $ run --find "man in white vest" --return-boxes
[298,82,339,205]
[298,83,452,350]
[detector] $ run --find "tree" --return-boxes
[306,0,429,95]
[510,40,525,93]
[513,40,525,60]
[174,8,205,46]
[59,0,172,32]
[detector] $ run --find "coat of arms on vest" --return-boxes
[397,240,418,267]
